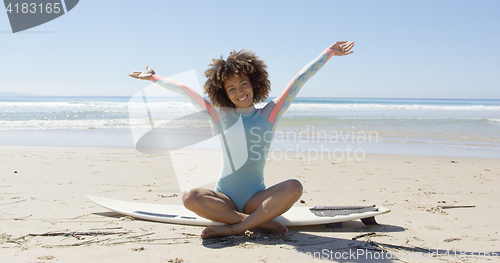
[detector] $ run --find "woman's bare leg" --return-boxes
[182,188,241,224]
[182,188,286,235]
[200,179,303,238]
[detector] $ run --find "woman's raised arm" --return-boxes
[267,41,354,125]
[129,66,222,124]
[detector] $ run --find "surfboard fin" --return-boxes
[361,216,379,226]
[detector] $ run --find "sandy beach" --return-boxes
[1,145,499,262]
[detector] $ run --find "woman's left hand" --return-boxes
[330,41,354,56]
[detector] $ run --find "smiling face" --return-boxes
[224,74,254,108]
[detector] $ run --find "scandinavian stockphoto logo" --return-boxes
[127,70,377,191]
[4,0,79,33]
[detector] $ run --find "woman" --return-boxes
[130,41,354,238]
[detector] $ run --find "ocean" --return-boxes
[1,95,499,158]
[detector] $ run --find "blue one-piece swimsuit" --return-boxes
[151,47,336,212]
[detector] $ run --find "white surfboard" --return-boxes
[86,194,390,227]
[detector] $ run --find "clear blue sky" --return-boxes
[1,0,499,99]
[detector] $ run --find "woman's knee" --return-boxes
[182,188,202,209]
[285,179,303,199]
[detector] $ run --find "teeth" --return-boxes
[238,95,247,101]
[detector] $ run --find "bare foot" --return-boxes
[201,221,287,239]
[201,224,243,239]
[257,220,288,235]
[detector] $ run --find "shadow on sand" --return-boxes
[201,221,499,262]
[92,212,499,262]
[201,221,406,262]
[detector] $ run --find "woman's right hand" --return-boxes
[129,65,156,80]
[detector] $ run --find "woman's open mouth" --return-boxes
[237,95,248,102]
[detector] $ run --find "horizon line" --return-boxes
[1,92,499,101]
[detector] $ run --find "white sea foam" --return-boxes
[2,101,499,113]
[0,117,212,130]
[0,119,132,130]
[0,101,195,112]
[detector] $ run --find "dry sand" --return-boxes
[1,146,499,262]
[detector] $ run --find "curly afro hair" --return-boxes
[204,49,271,108]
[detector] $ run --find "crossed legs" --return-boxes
[182,179,303,239]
